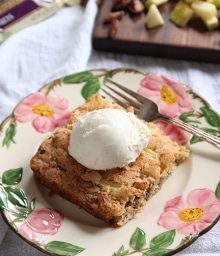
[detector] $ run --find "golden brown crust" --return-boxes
[30,94,189,227]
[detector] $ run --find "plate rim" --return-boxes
[0,67,220,256]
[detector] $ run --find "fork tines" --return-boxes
[102,79,145,112]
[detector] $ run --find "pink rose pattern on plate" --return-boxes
[14,92,70,133]
[138,73,194,118]
[157,188,220,234]
[154,121,191,146]
[19,208,64,241]
[138,73,194,145]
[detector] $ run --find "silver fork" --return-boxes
[102,79,220,150]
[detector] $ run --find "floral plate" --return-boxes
[0,68,220,256]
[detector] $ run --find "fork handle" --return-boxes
[159,115,220,150]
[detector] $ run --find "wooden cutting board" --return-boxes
[92,1,220,64]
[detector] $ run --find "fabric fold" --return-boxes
[0,0,97,121]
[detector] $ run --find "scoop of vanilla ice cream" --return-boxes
[68,108,151,170]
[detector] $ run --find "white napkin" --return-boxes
[0,0,98,122]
